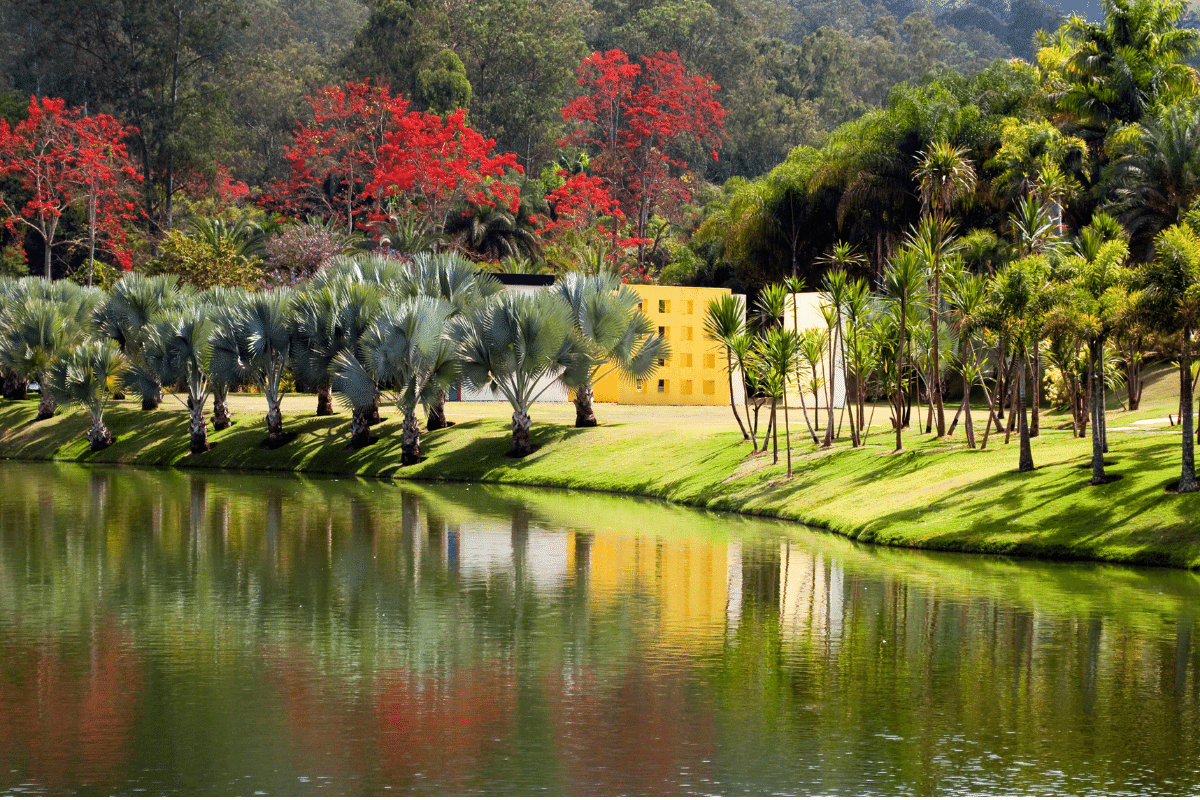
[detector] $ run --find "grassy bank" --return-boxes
[1,365,1199,569]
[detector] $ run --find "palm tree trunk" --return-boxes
[1031,341,1041,437]
[189,401,209,453]
[316,384,334,416]
[266,396,284,438]
[573,384,598,427]
[726,349,749,440]
[142,386,162,411]
[963,391,976,449]
[1018,352,1034,473]
[2,373,27,400]
[931,269,945,437]
[35,385,57,421]
[427,388,450,430]
[894,306,906,452]
[211,385,231,431]
[349,405,372,448]
[783,388,793,478]
[1179,329,1197,493]
[770,398,779,464]
[511,408,533,457]
[797,388,819,444]
[1089,341,1106,484]
[88,412,114,450]
[401,407,422,465]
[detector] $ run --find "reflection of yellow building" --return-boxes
[592,285,745,406]
[579,531,731,648]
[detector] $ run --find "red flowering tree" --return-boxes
[561,50,725,266]
[0,96,140,281]
[276,80,404,234]
[539,170,644,276]
[368,108,524,236]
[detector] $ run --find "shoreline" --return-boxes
[2,395,1199,570]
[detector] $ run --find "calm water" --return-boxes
[1,462,1199,795]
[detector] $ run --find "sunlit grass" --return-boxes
[1,361,1198,568]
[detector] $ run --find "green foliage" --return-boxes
[148,229,264,291]
[415,49,473,115]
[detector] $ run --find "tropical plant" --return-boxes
[141,302,217,454]
[94,273,187,410]
[451,290,587,456]
[551,272,669,427]
[46,339,126,449]
[703,293,750,441]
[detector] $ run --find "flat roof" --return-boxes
[487,273,556,286]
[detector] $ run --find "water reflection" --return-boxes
[0,462,1198,795]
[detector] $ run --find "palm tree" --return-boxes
[451,291,587,457]
[46,340,125,450]
[551,272,669,427]
[703,294,750,441]
[797,327,826,446]
[882,249,928,451]
[444,203,542,263]
[94,273,187,410]
[334,296,456,464]
[756,326,801,475]
[398,251,502,429]
[988,256,1049,472]
[208,288,296,444]
[0,278,103,420]
[141,303,217,454]
[1132,223,1200,491]
[1109,98,1200,259]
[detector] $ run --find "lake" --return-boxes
[1,461,1198,795]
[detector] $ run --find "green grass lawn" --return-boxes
[2,363,1199,569]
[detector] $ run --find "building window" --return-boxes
[703,380,715,394]
[682,326,693,341]
[704,353,716,369]
[658,379,667,393]
[682,380,693,394]
[682,353,693,367]
[636,379,643,392]
[658,358,666,366]
[658,326,667,338]
[659,299,670,313]
[637,301,643,312]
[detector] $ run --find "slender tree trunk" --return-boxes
[797,388,819,445]
[1179,330,1196,492]
[189,401,209,453]
[315,384,334,416]
[963,391,976,449]
[931,266,945,436]
[783,389,793,477]
[1030,341,1041,437]
[894,306,906,452]
[401,406,422,465]
[766,398,779,463]
[1018,352,1034,473]
[211,385,231,431]
[511,408,533,457]
[573,384,598,427]
[1089,341,1106,484]
[726,349,749,440]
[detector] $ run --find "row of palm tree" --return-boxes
[704,210,1200,493]
[0,255,668,460]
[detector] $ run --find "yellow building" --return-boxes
[592,285,745,406]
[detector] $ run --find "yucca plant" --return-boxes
[333,295,455,461]
[451,291,587,456]
[551,272,669,427]
[46,340,126,449]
